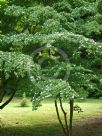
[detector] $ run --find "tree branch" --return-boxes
[58,95,69,135]
[55,94,67,136]
[0,89,16,110]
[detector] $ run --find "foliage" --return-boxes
[0,0,102,110]
[53,1,72,13]
[97,0,102,14]
[0,51,39,105]
[32,79,75,110]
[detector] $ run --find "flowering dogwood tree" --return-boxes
[0,0,102,136]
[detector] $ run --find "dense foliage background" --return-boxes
[0,0,102,107]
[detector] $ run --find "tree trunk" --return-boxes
[69,97,74,136]
[0,89,5,103]
[0,89,16,110]
[55,98,67,136]
[55,94,74,136]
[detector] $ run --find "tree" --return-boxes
[0,0,102,136]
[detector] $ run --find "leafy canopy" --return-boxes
[0,0,102,109]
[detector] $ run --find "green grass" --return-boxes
[0,98,102,136]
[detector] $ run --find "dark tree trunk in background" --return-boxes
[69,97,74,136]
[0,89,5,103]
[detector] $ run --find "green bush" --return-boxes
[20,92,28,107]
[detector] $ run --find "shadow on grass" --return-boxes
[0,124,63,136]
[0,118,102,136]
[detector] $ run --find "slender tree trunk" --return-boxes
[69,97,74,136]
[58,96,69,136]
[55,98,67,136]
[55,94,74,136]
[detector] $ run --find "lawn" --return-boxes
[0,98,102,136]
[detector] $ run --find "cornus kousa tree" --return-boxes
[0,0,102,136]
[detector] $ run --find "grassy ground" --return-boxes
[0,98,102,136]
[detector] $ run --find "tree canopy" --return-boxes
[0,0,102,109]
